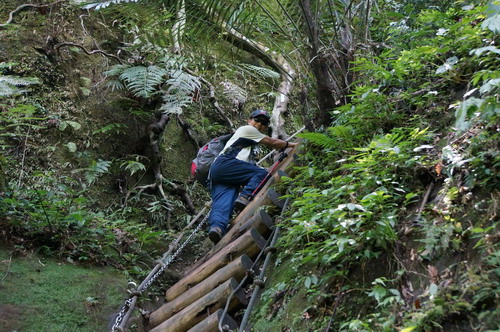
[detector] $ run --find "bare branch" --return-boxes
[54,42,124,64]
[0,0,66,28]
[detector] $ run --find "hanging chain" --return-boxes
[110,212,209,332]
[141,216,207,291]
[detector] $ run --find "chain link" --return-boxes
[110,212,209,331]
[111,298,133,332]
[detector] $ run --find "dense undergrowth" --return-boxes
[0,0,209,286]
[251,3,499,331]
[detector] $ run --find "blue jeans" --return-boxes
[208,154,268,233]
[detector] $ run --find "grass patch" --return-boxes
[0,247,127,332]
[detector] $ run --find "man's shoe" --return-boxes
[208,227,224,244]
[234,195,250,213]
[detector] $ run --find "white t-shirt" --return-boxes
[221,125,266,162]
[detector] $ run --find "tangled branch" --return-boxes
[0,0,66,28]
[54,42,124,64]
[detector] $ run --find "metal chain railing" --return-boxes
[110,208,210,332]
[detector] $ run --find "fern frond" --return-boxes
[0,81,20,97]
[85,159,112,185]
[0,75,38,97]
[239,63,280,79]
[0,62,18,70]
[83,0,139,10]
[327,126,353,138]
[0,75,39,86]
[160,93,192,115]
[104,64,130,77]
[220,81,247,103]
[299,132,337,149]
[166,70,201,95]
[105,80,125,91]
[120,65,167,98]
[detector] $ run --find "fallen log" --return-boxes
[166,228,266,302]
[149,254,253,327]
[187,309,238,332]
[150,278,247,332]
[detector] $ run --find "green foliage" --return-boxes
[238,63,280,79]
[120,155,147,176]
[0,104,46,150]
[265,4,499,331]
[119,65,167,98]
[282,127,429,272]
[0,172,166,268]
[105,58,200,114]
[0,62,40,97]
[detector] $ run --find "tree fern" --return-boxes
[160,69,200,114]
[160,93,192,114]
[119,65,167,98]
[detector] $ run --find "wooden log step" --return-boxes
[268,188,284,209]
[149,254,253,328]
[187,309,238,332]
[150,278,247,332]
[185,192,278,276]
[208,209,274,258]
[166,228,266,302]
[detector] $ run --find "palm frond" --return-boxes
[238,63,280,79]
[119,65,168,98]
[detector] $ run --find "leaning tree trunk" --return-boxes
[171,0,186,54]
[220,23,296,140]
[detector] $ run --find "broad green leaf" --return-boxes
[65,142,77,153]
[304,276,311,289]
[454,97,484,131]
[480,78,500,95]
[66,121,82,130]
[429,283,438,296]
[470,46,500,56]
[436,56,459,74]
[482,13,500,33]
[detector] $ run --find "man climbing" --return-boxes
[207,109,298,243]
